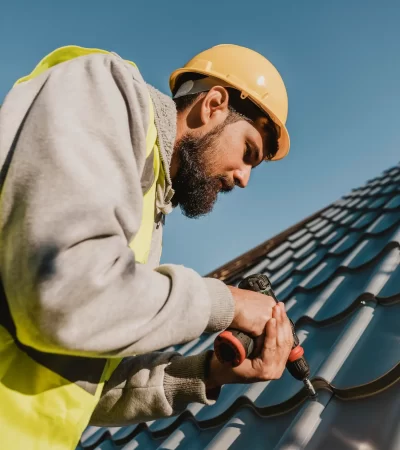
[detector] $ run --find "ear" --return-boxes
[200,86,229,125]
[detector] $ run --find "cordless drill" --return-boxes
[214,274,317,399]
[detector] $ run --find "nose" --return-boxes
[233,165,251,188]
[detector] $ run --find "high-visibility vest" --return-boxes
[0,46,163,449]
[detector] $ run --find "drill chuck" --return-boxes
[214,274,317,399]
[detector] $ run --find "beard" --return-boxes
[171,124,235,218]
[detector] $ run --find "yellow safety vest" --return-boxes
[0,46,163,449]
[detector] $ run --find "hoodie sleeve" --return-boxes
[90,350,220,426]
[0,51,234,358]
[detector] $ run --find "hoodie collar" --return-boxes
[147,84,176,215]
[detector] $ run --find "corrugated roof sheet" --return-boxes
[79,162,400,450]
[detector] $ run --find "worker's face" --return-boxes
[172,88,268,218]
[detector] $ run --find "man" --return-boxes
[0,44,293,449]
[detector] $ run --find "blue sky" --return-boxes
[1,1,399,275]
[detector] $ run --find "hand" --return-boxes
[228,285,277,337]
[206,303,294,388]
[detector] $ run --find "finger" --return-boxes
[274,306,287,348]
[277,302,286,320]
[272,304,280,322]
[280,302,289,323]
[285,317,294,349]
[262,318,277,361]
[279,304,294,349]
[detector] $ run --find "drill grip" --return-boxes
[289,319,300,348]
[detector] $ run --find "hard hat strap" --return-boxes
[173,76,236,99]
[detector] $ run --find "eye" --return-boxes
[244,142,262,168]
[244,143,252,164]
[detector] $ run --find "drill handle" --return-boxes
[289,319,300,348]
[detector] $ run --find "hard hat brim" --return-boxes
[170,68,290,161]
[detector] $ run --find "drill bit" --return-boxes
[303,378,317,400]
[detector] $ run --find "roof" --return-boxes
[79,162,400,450]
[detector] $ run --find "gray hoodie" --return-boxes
[0,51,234,425]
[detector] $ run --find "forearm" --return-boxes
[90,351,219,426]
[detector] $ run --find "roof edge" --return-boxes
[206,204,331,282]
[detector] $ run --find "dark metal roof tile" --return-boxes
[384,194,400,210]
[314,222,335,239]
[293,239,318,259]
[300,258,341,290]
[110,425,138,441]
[269,261,296,285]
[381,183,397,194]
[290,232,314,250]
[97,439,119,449]
[347,198,361,208]
[368,185,383,196]
[379,175,392,185]
[384,165,400,175]
[366,211,400,234]
[354,198,370,210]
[321,227,347,246]
[298,275,360,322]
[334,198,352,207]
[159,420,215,450]
[242,258,271,277]
[286,249,398,323]
[377,252,400,299]
[366,177,382,187]
[267,249,294,271]
[121,429,160,449]
[267,241,291,258]
[329,232,362,255]
[307,217,323,228]
[322,207,341,219]
[350,211,380,229]
[331,210,349,223]
[305,381,400,450]
[331,305,400,388]
[308,218,329,233]
[368,195,390,209]
[274,273,304,300]
[342,229,400,269]
[205,405,301,450]
[80,427,107,447]
[288,228,308,241]
[296,248,327,272]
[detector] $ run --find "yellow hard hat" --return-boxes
[170,44,290,161]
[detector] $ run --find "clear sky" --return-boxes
[1,1,399,275]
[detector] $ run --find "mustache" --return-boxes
[218,175,235,193]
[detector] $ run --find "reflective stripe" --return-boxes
[129,99,162,264]
[14,45,137,86]
[0,285,105,395]
[0,46,161,449]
